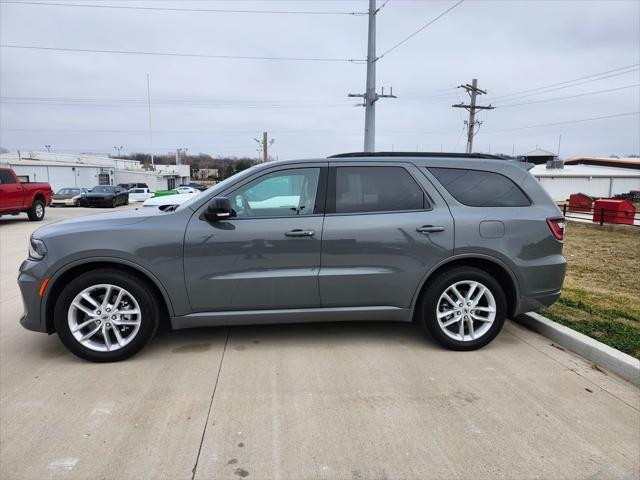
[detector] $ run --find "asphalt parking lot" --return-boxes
[1,206,639,480]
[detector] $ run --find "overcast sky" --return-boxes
[1,0,639,160]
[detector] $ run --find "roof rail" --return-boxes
[328,151,504,160]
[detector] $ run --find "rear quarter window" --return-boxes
[428,167,531,207]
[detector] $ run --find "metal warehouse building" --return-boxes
[530,157,640,201]
[0,151,190,193]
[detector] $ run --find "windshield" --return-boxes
[56,188,80,195]
[176,165,263,212]
[91,186,116,193]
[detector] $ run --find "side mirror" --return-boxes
[205,196,233,221]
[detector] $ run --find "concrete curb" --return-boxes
[515,312,640,387]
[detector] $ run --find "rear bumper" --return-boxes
[515,290,561,316]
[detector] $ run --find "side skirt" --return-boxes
[170,306,412,330]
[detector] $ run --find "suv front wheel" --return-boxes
[54,269,159,362]
[419,266,506,350]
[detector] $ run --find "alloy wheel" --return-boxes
[67,284,142,352]
[436,280,496,342]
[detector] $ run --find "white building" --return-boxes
[531,158,640,201]
[0,151,190,193]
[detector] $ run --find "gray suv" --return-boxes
[18,153,566,362]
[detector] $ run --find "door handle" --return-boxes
[285,229,315,237]
[416,225,445,234]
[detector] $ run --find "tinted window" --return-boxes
[428,168,530,207]
[92,186,116,193]
[231,168,321,218]
[334,166,425,214]
[0,171,16,184]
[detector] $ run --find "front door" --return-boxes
[184,164,327,312]
[319,163,454,309]
[0,170,23,210]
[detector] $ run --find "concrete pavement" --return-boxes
[1,206,639,479]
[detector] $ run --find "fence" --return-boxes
[560,204,640,227]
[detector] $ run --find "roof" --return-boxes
[531,163,640,178]
[523,149,557,157]
[564,157,640,170]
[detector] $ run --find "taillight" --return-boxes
[546,217,565,241]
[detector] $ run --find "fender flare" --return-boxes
[409,253,522,312]
[41,256,176,331]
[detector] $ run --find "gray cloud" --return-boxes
[1,0,638,159]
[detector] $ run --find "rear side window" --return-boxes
[428,167,530,207]
[333,166,426,214]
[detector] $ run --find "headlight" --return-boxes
[29,238,47,261]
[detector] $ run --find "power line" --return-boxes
[479,111,639,134]
[0,44,364,63]
[378,0,465,59]
[494,84,639,108]
[0,1,367,15]
[491,64,640,101]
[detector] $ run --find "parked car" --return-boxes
[0,167,52,221]
[79,185,129,208]
[18,153,566,362]
[128,187,154,203]
[117,183,149,191]
[179,182,207,192]
[143,192,199,208]
[174,186,199,194]
[51,187,89,207]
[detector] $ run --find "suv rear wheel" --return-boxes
[54,269,159,362]
[419,266,506,350]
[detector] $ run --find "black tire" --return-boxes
[27,199,45,221]
[111,198,117,208]
[54,269,160,362]
[418,266,506,351]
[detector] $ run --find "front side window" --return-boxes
[333,166,425,214]
[0,171,16,184]
[231,168,321,218]
[428,167,530,207]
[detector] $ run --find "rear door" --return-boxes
[319,162,454,308]
[0,170,24,211]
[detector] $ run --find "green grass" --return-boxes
[539,222,640,359]
[542,292,640,358]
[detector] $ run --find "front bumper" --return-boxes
[51,198,78,207]
[80,198,114,207]
[18,259,49,333]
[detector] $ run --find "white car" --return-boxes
[174,186,199,194]
[128,187,154,202]
[142,192,199,208]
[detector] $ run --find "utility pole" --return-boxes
[348,0,396,152]
[146,73,155,169]
[452,79,494,154]
[176,148,188,165]
[254,132,274,162]
[44,144,51,153]
[113,146,123,157]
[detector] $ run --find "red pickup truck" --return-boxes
[0,167,52,221]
